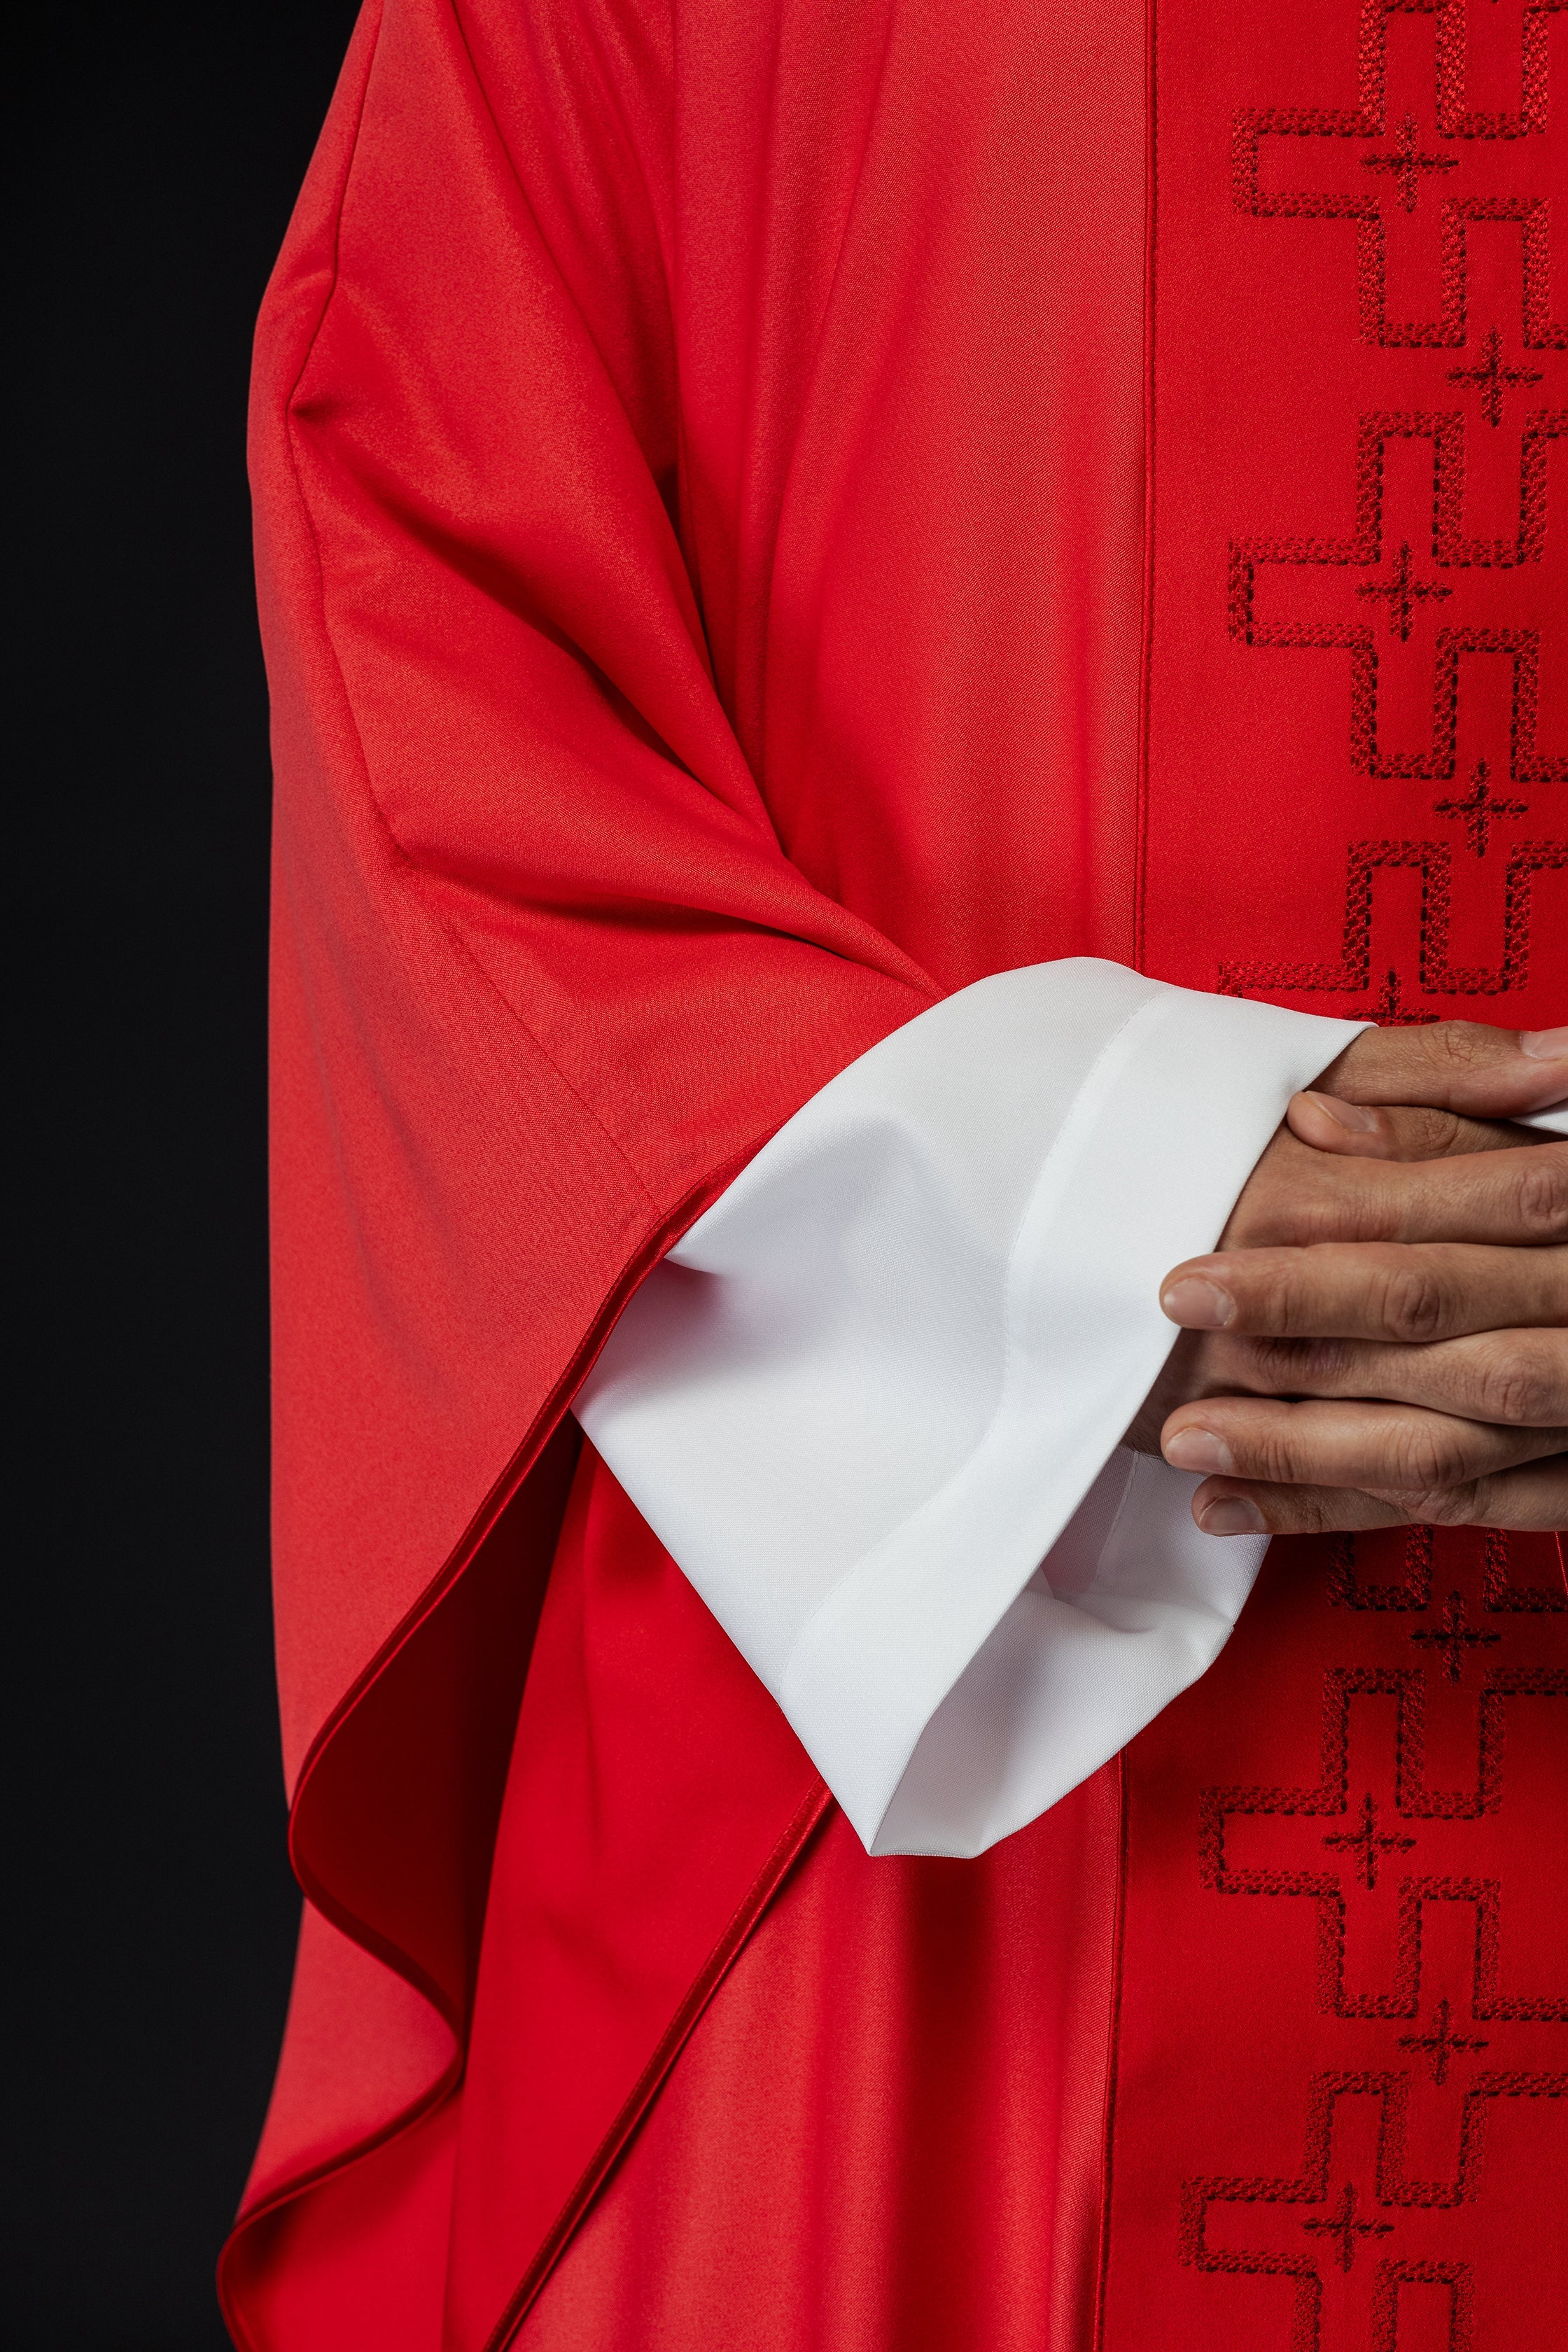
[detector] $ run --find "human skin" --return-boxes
[1130,1023,1568,1534]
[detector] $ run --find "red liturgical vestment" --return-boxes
[224,1,1567,2346]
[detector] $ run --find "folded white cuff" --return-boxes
[575,959,1364,1857]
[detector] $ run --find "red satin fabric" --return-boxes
[513,1495,1120,2352]
[510,1508,1566,2352]
[226,0,1565,2344]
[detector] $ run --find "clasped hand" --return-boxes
[1130,1021,1568,1536]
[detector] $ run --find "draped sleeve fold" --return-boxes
[260,0,934,1799]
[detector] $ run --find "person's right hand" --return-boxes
[1125,1021,1568,1532]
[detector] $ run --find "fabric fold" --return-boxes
[577,957,1364,1856]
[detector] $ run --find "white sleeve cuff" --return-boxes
[575,959,1364,1858]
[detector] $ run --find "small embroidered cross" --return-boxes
[1436,760,1529,857]
[1446,327,1543,427]
[1352,968,1438,1026]
[1356,542,1452,640]
[1360,114,1459,213]
[1398,1997,1490,2087]
[1301,2180,1394,2273]
[1411,1590,1501,1684]
[1354,538,1457,639]
[1323,1791,1415,1889]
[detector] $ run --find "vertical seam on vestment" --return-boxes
[1093,1746,1132,2350]
[1134,0,1158,976]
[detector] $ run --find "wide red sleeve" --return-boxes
[231,0,934,2301]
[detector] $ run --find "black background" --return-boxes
[15,7,360,2345]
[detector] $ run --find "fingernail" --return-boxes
[1161,1277,1234,1329]
[1301,1090,1379,1133]
[1164,1427,1236,1474]
[1521,1027,1568,1061]
[1198,1496,1266,1536]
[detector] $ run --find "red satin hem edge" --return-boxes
[216,1133,788,2345]
[479,1782,835,2352]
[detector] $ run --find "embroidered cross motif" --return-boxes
[1232,0,1567,347]
[1186,9,1566,2337]
[1412,1590,1502,1681]
[1447,326,1544,426]
[1360,112,1457,211]
[1324,1791,1417,1887]
[1356,540,1453,638]
[1398,1996,1491,2085]
[1436,761,1529,855]
[1226,410,1568,787]
[1199,1662,1568,2020]
[1303,2177,1396,2269]
[1219,838,1568,1006]
[1180,2071,1565,2347]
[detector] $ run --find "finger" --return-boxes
[1189,1458,1568,1536]
[1310,1021,1568,1121]
[1286,1091,1550,1161]
[1161,1241,1568,1343]
[1208,1328,1568,1427]
[1233,1140,1567,1247]
[1161,1396,1564,1491]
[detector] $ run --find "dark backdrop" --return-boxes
[14,8,360,2345]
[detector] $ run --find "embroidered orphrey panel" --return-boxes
[1113,4,1566,2346]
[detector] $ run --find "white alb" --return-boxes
[576,960,1544,1861]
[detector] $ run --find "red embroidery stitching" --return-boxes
[1436,760,1528,853]
[1217,836,1567,1000]
[1233,1,1568,349]
[1228,410,1564,584]
[1410,1590,1501,1680]
[1399,1996,1490,2084]
[1180,2071,1566,2348]
[1354,969,1443,1021]
[1331,1527,1436,1609]
[1198,1665,1568,2018]
[1181,7,1566,2335]
[1481,1527,1568,1614]
[1361,113,1458,210]
[1448,327,1544,425]
[1371,2262,1474,2352]
[1226,409,1567,794]
[1220,16,1567,1016]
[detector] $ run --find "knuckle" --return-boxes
[1474,1338,1564,1427]
[1513,1152,1568,1242]
[1401,1105,1462,1159]
[1370,1478,1480,1526]
[1390,1421,1471,1490]
[1252,1336,1351,1392]
[1377,1261,1450,1343]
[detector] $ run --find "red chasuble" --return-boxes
[223,1,1566,2346]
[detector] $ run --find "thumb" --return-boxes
[1311,1020,1568,1121]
